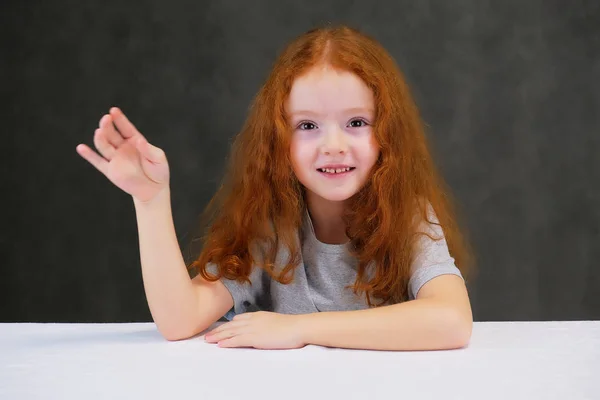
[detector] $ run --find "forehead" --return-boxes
[286,66,374,115]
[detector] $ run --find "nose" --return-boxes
[320,126,348,155]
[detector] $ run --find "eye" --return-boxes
[348,118,369,128]
[297,121,317,130]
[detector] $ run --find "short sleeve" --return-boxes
[407,206,463,300]
[205,262,271,321]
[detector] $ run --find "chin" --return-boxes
[312,188,358,203]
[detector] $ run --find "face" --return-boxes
[287,65,380,207]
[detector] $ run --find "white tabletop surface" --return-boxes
[1,321,598,400]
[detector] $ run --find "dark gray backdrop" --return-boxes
[2,1,599,322]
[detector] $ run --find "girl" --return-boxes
[76,25,474,351]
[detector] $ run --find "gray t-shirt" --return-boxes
[206,207,463,320]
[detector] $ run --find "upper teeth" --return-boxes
[320,167,351,174]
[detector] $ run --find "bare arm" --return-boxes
[76,107,232,341]
[206,274,471,350]
[133,189,233,341]
[298,274,472,350]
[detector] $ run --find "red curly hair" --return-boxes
[187,24,474,305]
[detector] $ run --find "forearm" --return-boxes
[133,189,201,339]
[298,299,472,351]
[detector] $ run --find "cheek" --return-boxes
[358,134,380,167]
[369,146,381,166]
[289,141,299,164]
[289,139,308,177]
[290,138,311,164]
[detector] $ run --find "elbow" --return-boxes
[442,308,472,349]
[159,326,193,342]
[157,321,209,342]
[162,330,192,342]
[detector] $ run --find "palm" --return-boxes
[106,137,166,201]
[76,108,170,203]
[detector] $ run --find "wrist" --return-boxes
[133,187,171,209]
[295,313,317,346]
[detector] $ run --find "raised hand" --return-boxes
[76,107,170,203]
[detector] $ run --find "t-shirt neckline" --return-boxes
[303,208,349,255]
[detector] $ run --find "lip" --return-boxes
[316,167,355,179]
[317,164,354,169]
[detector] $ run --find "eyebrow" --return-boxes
[289,107,374,117]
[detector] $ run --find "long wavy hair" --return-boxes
[187,24,474,305]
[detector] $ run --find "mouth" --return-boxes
[316,167,356,176]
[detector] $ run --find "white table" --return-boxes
[1,321,598,400]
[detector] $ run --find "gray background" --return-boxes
[2,0,598,322]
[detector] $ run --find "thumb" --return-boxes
[136,136,165,163]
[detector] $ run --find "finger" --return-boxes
[206,320,244,336]
[135,136,166,164]
[205,328,239,343]
[205,320,247,341]
[93,129,116,160]
[233,313,251,321]
[99,114,125,147]
[218,335,252,348]
[204,322,228,338]
[76,144,109,176]
[109,107,143,140]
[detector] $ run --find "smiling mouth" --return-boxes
[317,167,356,174]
